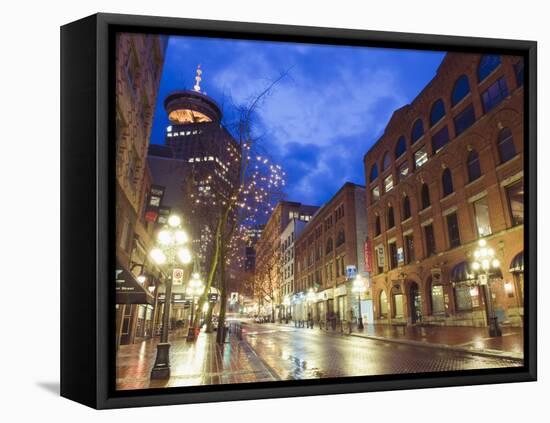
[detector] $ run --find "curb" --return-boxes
[348,333,524,362]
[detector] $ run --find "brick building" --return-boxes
[115,33,168,346]
[363,53,525,328]
[254,201,318,319]
[293,183,368,324]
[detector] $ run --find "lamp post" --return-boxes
[471,238,502,337]
[352,275,367,330]
[283,295,291,324]
[306,288,316,328]
[149,214,192,379]
[186,271,204,341]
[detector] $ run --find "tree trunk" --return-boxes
[216,243,227,344]
[204,301,214,333]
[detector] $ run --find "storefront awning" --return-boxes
[450,261,477,283]
[451,260,503,284]
[115,261,155,305]
[509,251,524,273]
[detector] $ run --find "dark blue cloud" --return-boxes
[150,35,445,205]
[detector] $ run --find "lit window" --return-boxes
[195,157,201,162]
[209,156,214,161]
[371,186,380,202]
[166,125,172,132]
[167,133,173,137]
[474,197,492,237]
[384,174,394,193]
[398,161,409,182]
[414,146,428,169]
[188,158,194,163]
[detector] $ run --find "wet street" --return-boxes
[117,319,522,390]
[243,321,522,380]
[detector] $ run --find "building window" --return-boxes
[389,242,398,269]
[442,168,454,197]
[404,234,415,264]
[387,206,395,229]
[395,136,407,159]
[507,180,524,226]
[451,75,471,106]
[126,148,139,188]
[375,216,381,236]
[481,77,509,113]
[371,186,380,202]
[474,197,492,237]
[379,291,388,317]
[467,150,482,182]
[431,283,445,314]
[454,286,473,311]
[326,238,333,255]
[432,125,450,154]
[454,104,476,136]
[424,224,436,256]
[514,58,524,87]
[411,119,424,144]
[382,151,391,171]
[478,54,501,82]
[402,196,411,220]
[421,183,430,209]
[446,212,461,248]
[369,163,378,182]
[384,174,394,193]
[497,127,517,164]
[430,99,446,127]
[336,229,346,247]
[414,146,428,169]
[397,161,409,182]
[376,245,385,273]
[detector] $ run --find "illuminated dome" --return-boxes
[164,90,221,124]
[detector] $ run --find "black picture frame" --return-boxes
[60,12,537,409]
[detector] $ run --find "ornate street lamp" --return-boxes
[149,214,192,379]
[186,270,204,341]
[352,275,367,330]
[471,238,502,337]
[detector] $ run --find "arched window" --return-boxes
[430,99,446,127]
[442,168,454,197]
[478,54,501,82]
[379,291,388,317]
[411,119,424,144]
[375,216,381,236]
[382,152,391,171]
[497,127,517,163]
[402,195,411,220]
[369,163,378,182]
[395,136,406,159]
[421,183,430,209]
[387,206,395,229]
[325,238,333,255]
[336,229,345,247]
[467,150,481,182]
[451,75,471,106]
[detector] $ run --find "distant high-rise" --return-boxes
[148,68,241,269]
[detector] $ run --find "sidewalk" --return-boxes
[116,330,277,390]
[276,321,524,361]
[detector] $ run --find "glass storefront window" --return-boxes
[393,294,404,318]
[380,291,388,317]
[455,286,473,311]
[431,284,445,314]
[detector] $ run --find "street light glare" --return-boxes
[177,248,192,264]
[168,214,181,228]
[478,239,487,247]
[157,229,172,245]
[174,230,188,244]
[150,248,167,264]
[492,259,500,268]
[136,275,146,284]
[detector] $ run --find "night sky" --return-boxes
[150,35,445,207]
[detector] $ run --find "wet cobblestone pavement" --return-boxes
[116,321,523,390]
[243,323,522,381]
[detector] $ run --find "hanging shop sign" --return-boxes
[144,185,165,223]
[364,239,373,273]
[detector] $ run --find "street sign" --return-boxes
[208,293,219,303]
[172,268,184,285]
